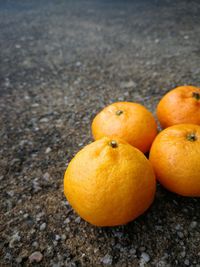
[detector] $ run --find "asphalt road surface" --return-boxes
[0,0,200,266]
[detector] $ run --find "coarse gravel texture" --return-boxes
[0,0,200,266]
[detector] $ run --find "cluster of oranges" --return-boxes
[64,85,200,226]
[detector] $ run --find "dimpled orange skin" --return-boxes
[64,137,156,226]
[91,102,157,153]
[157,85,200,128]
[149,124,200,197]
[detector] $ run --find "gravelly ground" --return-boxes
[0,0,200,266]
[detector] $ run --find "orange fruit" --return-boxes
[64,137,156,226]
[149,124,200,197]
[157,85,200,128]
[91,102,157,153]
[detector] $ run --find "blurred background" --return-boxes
[0,0,200,266]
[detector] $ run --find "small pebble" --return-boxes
[180,251,186,258]
[141,252,150,263]
[45,147,52,154]
[32,103,39,107]
[19,140,27,146]
[75,61,82,67]
[24,95,30,100]
[94,248,99,253]
[15,44,21,49]
[124,91,129,96]
[63,200,69,206]
[189,221,197,229]
[36,211,45,221]
[75,217,81,223]
[40,117,49,123]
[182,208,189,214]
[32,241,39,248]
[4,78,10,87]
[184,259,190,266]
[175,224,181,231]
[53,241,58,246]
[173,200,178,206]
[78,142,83,147]
[7,191,14,197]
[11,158,20,166]
[16,257,22,263]
[43,172,50,180]
[29,251,43,263]
[55,235,61,241]
[120,80,137,88]
[33,179,41,193]
[101,254,113,265]
[155,225,163,231]
[4,252,12,260]
[61,234,66,240]
[129,248,136,255]
[9,232,21,248]
[23,213,29,219]
[29,229,36,235]
[64,261,77,267]
[64,218,71,224]
[40,222,46,231]
[177,231,184,239]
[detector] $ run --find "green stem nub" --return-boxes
[109,140,118,148]
[116,110,123,116]
[186,133,197,142]
[192,92,200,100]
